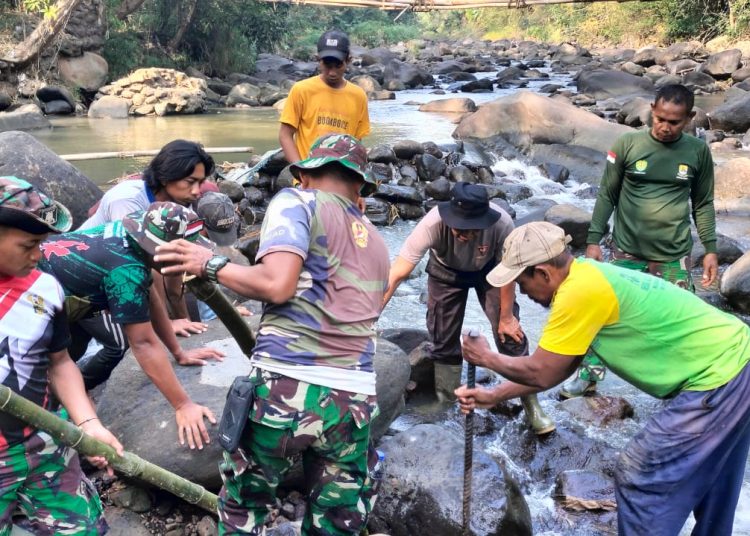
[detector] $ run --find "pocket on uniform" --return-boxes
[249,393,301,458]
[349,396,379,430]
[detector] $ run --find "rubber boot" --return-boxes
[433,363,463,403]
[560,376,597,399]
[521,394,556,435]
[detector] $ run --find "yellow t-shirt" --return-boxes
[279,76,370,159]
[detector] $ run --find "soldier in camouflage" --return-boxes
[0,176,123,535]
[155,134,390,535]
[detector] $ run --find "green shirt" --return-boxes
[539,259,749,398]
[587,130,716,262]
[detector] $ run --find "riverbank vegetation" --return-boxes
[4,0,750,79]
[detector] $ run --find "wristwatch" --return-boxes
[205,255,230,283]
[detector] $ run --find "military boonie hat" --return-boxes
[195,192,239,247]
[486,222,572,287]
[0,176,72,234]
[290,134,377,196]
[123,201,212,256]
[317,29,350,62]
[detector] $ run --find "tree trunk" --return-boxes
[0,0,83,67]
[116,0,148,20]
[168,0,199,52]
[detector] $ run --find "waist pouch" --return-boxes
[218,374,260,453]
[425,255,494,288]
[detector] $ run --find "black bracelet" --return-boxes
[76,417,99,427]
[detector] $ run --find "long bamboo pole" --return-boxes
[59,147,254,162]
[0,384,218,513]
[264,0,657,7]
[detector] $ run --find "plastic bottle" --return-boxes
[371,450,386,491]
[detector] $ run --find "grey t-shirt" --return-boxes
[79,178,151,230]
[398,204,514,272]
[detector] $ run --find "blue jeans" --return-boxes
[615,361,750,536]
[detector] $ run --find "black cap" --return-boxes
[317,30,350,62]
[195,192,239,247]
[437,182,500,230]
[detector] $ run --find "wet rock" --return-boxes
[700,49,742,79]
[666,58,701,75]
[495,65,524,84]
[103,506,152,535]
[544,204,595,248]
[709,93,750,132]
[0,130,101,227]
[369,424,532,536]
[58,51,108,92]
[559,396,635,426]
[407,341,434,396]
[425,177,452,201]
[720,251,750,312]
[538,83,563,94]
[364,197,392,226]
[400,164,418,182]
[368,145,399,164]
[383,59,433,89]
[620,62,645,76]
[350,74,382,93]
[539,162,570,183]
[555,470,616,507]
[576,70,654,99]
[227,83,261,107]
[396,202,425,221]
[97,324,409,488]
[491,197,515,219]
[379,327,430,355]
[690,232,744,268]
[460,78,494,92]
[476,166,495,184]
[375,183,423,204]
[632,46,662,67]
[88,96,130,119]
[237,224,262,263]
[448,164,476,183]
[497,183,533,204]
[0,104,50,132]
[0,92,10,112]
[207,80,233,96]
[218,180,245,203]
[370,163,392,183]
[111,485,152,513]
[392,139,424,160]
[243,186,265,206]
[418,97,477,113]
[415,153,447,181]
[196,516,218,536]
[36,86,75,109]
[42,100,74,115]
[682,71,717,92]
[453,91,632,156]
[733,66,750,83]
[615,96,651,127]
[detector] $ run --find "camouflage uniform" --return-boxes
[578,248,693,383]
[217,135,389,535]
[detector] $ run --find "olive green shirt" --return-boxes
[587,130,716,262]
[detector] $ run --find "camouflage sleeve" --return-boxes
[256,188,314,262]
[103,263,153,325]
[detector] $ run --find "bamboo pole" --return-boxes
[0,384,218,513]
[186,278,256,357]
[265,0,657,7]
[59,147,254,162]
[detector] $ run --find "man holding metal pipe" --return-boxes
[457,221,750,535]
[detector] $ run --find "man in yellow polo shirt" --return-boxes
[455,221,750,536]
[279,29,370,163]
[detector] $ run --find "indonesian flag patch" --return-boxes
[607,151,617,164]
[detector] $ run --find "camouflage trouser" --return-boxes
[218,369,379,536]
[578,251,694,383]
[0,431,107,536]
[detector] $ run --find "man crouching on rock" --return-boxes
[456,222,750,536]
[154,134,390,535]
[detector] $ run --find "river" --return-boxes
[30,67,750,535]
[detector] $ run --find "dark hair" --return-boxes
[143,140,215,193]
[521,250,572,277]
[654,84,694,113]
[299,162,363,185]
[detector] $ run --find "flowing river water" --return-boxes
[30,66,750,535]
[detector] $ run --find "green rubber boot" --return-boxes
[434,363,463,403]
[521,394,556,435]
[560,376,597,399]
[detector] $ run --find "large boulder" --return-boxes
[96,322,410,489]
[226,83,261,107]
[543,204,595,248]
[368,424,532,536]
[714,157,750,213]
[383,59,433,90]
[0,131,102,227]
[97,68,206,116]
[58,52,109,92]
[699,49,742,79]
[576,70,654,99]
[453,91,632,155]
[88,96,130,119]
[0,104,50,132]
[419,98,477,113]
[708,94,750,132]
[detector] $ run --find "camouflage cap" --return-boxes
[289,134,377,196]
[0,176,72,234]
[123,201,212,256]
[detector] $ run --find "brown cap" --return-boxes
[486,222,572,287]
